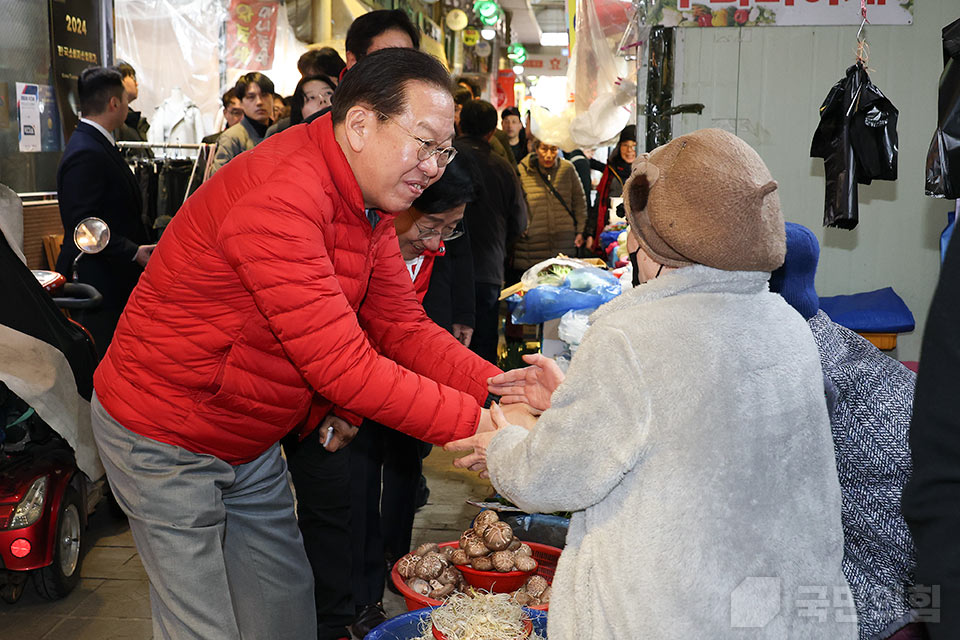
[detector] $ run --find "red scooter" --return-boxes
[0,216,109,603]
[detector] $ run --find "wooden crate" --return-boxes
[23,200,63,270]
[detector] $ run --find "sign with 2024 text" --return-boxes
[226,0,279,69]
[649,0,912,27]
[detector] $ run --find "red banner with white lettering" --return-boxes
[226,0,279,70]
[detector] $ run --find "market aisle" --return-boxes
[0,448,490,639]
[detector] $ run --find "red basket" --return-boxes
[391,541,561,612]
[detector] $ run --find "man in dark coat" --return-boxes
[454,100,527,364]
[55,66,154,358]
[902,220,960,640]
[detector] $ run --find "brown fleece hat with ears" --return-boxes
[622,128,786,272]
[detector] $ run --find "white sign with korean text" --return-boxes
[649,0,912,27]
[17,83,41,153]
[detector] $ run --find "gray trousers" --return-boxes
[91,393,316,640]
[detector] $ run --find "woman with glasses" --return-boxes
[512,138,588,280]
[586,125,637,253]
[347,156,480,637]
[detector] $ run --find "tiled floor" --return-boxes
[0,448,490,639]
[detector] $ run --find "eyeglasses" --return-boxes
[414,218,464,241]
[376,111,458,168]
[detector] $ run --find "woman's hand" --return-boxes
[487,354,565,412]
[446,403,514,478]
[574,233,584,248]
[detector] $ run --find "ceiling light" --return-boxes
[539,32,569,47]
[480,28,496,40]
[512,64,524,75]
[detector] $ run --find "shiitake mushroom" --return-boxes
[415,542,440,557]
[491,550,516,573]
[407,577,431,595]
[525,575,549,598]
[482,521,514,551]
[471,555,494,571]
[430,583,455,599]
[472,510,500,536]
[463,538,490,558]
[539,586,552,603]
[396,553,421,579]
[507,538,522,552]
[514,554,538,573]
[415,553,444,580]
[438,566,460,585]
[515,543,533,557]
[450,549,470,565]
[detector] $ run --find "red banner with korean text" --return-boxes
[226,0,279,70]
[606,0,912,29]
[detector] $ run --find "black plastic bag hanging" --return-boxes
[811,62,899,229]
[925,18,960,199]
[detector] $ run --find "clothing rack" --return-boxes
[118,141,216,206]
[117,141,206,150]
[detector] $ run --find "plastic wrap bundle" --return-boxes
[810,62,899,229]
[510,265,621,325]
[925,17,960,199]
[566,0,634,148]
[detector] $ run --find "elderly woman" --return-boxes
[451,129,857,639]
[511,139,587,277]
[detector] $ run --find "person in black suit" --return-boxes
[55,66,154,358]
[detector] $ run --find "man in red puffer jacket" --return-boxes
[89,50,502,640]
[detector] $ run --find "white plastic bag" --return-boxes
[558,308,593,349]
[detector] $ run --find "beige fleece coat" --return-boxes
[488,265,856,639]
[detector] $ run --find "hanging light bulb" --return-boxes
[480,27,496,40]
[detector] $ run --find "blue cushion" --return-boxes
[819,287,915,333]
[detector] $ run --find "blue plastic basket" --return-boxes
[365,607,548,639]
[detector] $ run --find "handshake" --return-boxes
[445,354,565,479]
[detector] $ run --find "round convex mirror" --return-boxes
[73,217,110,254]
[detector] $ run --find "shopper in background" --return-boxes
[90,49,503,640]
[208,72,275,175]
[456,76,482,99]
[344,9,420,68]
[55,66,154,358]
[202,89,244,145]
[454,100,527,365]
[349,159,480,637]
[268,74,336,137]
[272,93,289,123]
[500,106,527,165]
[298,46,347,82]
[113,61,149,143]
[512,138,587,274]
[586,125,636,252]
[458,128,856,640]
[902,210,960,638]
[301,9,422,128]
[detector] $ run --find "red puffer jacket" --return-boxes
[94,114,501,464]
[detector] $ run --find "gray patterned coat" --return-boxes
[809,310,917,640]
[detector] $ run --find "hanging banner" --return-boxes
[649,0,912,27]
[226,1,279,70]
[523,54,569,77]
[49,0,102,139]
[495,70,516,110]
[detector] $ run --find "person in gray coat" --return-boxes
[451,129,857,640]
[512,139,587,275]
[208,72,275,176]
